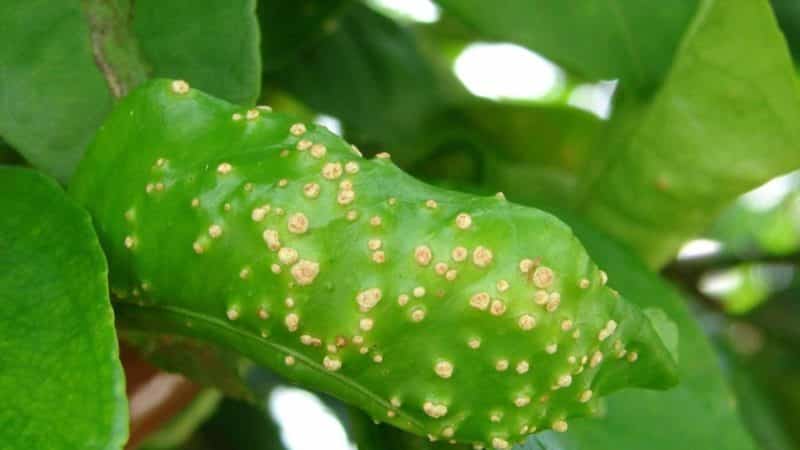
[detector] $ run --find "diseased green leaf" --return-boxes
[578,0,800,267]
[133,0,261,105]
[514,210,759,450]
[0,167,128,450]
[434,0,699,92]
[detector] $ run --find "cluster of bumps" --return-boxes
[70,80,678,449]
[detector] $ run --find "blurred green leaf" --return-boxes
[139,390,222,450]
[258,0,352,73]
[0,0,261,182]
[771,0,800,63]
[434,0,699,93]
[184,398,288,450]
[0,1,116,182]
[265,4,446,165]
[578,0,800,267]
[133,0,261,105]
[0,167,127,450]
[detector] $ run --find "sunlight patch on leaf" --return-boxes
[269,386,356,450]
[454,43,564,101]
[740,170,800,212]
[368,0,441,23]
[567,80,617,119]
[677,238,723,261]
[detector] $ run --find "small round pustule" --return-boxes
[410,307,426,322]
[277,178,288,188]
[518,314,536,330]
[216,162,233,175]
[390,397,402,408]
[567,355,577,365]
[545,292,561,312]
[287,213,309,234]
[441,426,454,438]
[468,338,481,349]
[552,420,568,433]
[519,258,536,273]
[340,180,354,191]
[154,157,167,168]
[285,313,299,332]
[290,123,307,136]
[192,241,205,254]
[372,354,383,364]
[170,79,190,94]
[556,374,572,388]
[351,335,364,345]
[278,247,299,265]
[533,266,554,288]
[579,278,591,289]
[239,266,251,279]
[414,245,433,266]
[425,199,438,209]
[290,260,320,286]
[191,198,200,208]
[490,412,503,422]
[124,235,136,249]
[455,212,472,230]
[496,279,509,293]
[368,239,382,251]
[284,355,296,366]
[359,347,369,354]
[434,262,448,275]
[154,182,165,192]
[515,360,530,374]
[322,162,343,179]
[359,317,374,331]
[434,360,453,379]
[243,182,254,192]
[599,270,608,285]
[514,395,531,407]
[275,207,285,216]
[370,215,382,227]
[387,197,397,206]
[445,269,458,281]
[323,356,342,371]
[251,206,269,222]
[257,306,269,320]
[297,139,313,151]
[376,152,391,159]
[491,437,509,449]
[310,143,327,159]
[472,246,493,268]
[246,109,260,120]
[226,306,240,321]
[561,319,573,331]
[263,229,281,251]
[300,335,317,346]
[303,183,321,198]
[590,350,604,368]
[145,183,154,194]
[470,292,490,310]
[495,192,506,200]
[495,359,509,371]
[270,263,281,274]
[397,294,409,306]
[545,343,558,354]
[346,210,359,221]
[627,351,639,363]
[372,251,385,264]
[533,290,548,305]
[345,161,360,174]
[451,246,468,262]
[356,288,383,312]
[489,299,506,316]
[208,224,223,239]
[422,401,447,418]
[280,149,289,157]
[337,189,355,205]
[579,389,593,403]
[413,286,426,297]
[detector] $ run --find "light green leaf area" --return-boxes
[578,0,800,267]
[434,0,698,92]
[0,0,261,182]
[0,167,127,450]
[133,0,261,105]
